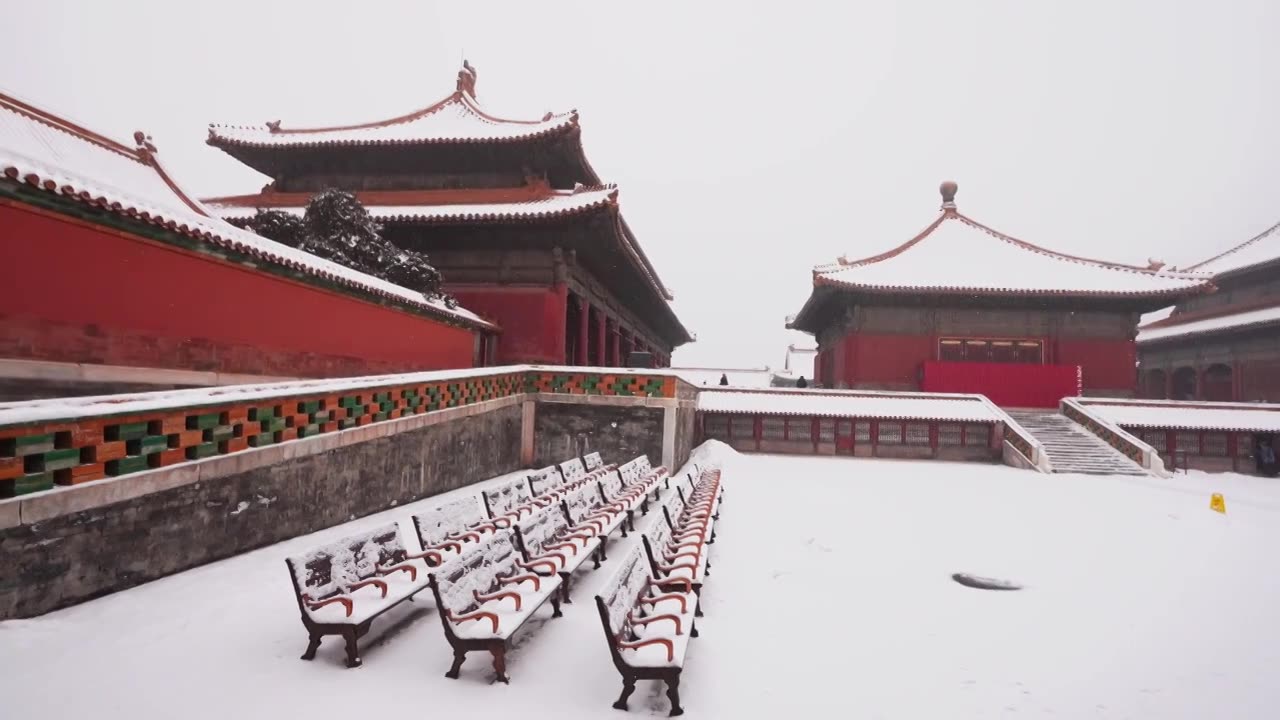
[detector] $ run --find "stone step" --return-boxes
[1006,410,1149,476]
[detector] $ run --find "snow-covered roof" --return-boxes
[1184,219,1280,277]
[204,184,619,224]
[1137,303,1280,344]
[1079,399,1280,433]
[697,388,1001,422]
[207,71,577,150]
[809,184,1211,299]
[0,91,496,331]
[673,368,775,389]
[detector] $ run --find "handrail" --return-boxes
[1060,397,1168,477]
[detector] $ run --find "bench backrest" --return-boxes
[598,470,627,502]
[527,465,564,498]
[513,508,567,559]
[661,487,687,531]
[562,483,605,525]
[433,529,517,617]
[636,455,653,475]
[640,512,675,575]
[412,496,487,548]
[559,457,588,483]
[617,457,642,486]
[583,451,605,471]
[482,476,533,519]
[597,545,651,638]
[287,523,404,600]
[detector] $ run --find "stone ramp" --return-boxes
[1005,410,1149,476]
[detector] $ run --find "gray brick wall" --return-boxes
[532,402,663,469]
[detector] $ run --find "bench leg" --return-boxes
[694,588,704,618]
[551,593,563,618]
[613,676,637,710]
[560,573,573,603]
[445,649,467,679]
[300,631,322,660]
[342,629,362,669]
[593,547,603,569]
[490,646,510,684]
[628,511,636,532]
[666,675,684,716]
[691,621,699,638]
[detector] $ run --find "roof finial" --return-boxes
[940,180,958,210]
[457,60,478,98]
[132,130,158,158]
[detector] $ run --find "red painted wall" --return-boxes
[822,329,1139,400]
[449,285,567,365]
[921,361,1079,407]
[0,202,478,377]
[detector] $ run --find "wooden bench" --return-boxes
[481,475,539,525]
[286,523,434,668]
[427,528,563,683]
[527,464,568,505]
[512,506,604,602]
[641,468,723,618]
[410,495,503,566]
[561,480,632,551]
[595,545,700,716]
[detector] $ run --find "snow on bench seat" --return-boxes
[428,529,563,683]
[410,495,501,564]
[512,506,604,601]
[595,546,700,716]
[561,481,630,551]
[285,523,433,667]
[482,476,538,525]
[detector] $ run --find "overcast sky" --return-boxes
[7,1,1278,371]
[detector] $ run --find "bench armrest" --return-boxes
[346,578,389,598]
[640,592,688,614]
[302,594,353,617]
[498,573,542,592]
[427,539,464,554]
[544,540,583,555]
[449,530,484,544]
[474,588,523,611]
[377,562,418,581]
[528,549,570,566]
[656,560,696,575]
[615,635,674,662]
[447,608,499,633]
[649,577,694,593]
[406,548,445,566]
[629,611,683,635]
[517,557,560,575]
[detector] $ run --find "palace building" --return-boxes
[0,92,495,401]
[204,62,691,368]
[1137,219,1280,402]
[788,182,1213,407]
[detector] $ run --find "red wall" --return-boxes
[450,285,567,365]
[921,361,1079,408]
[0,201,478,378]
[822,329,1139,400]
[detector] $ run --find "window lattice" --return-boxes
[878,423,903,444]
[1176,432,1200,455]
[1202,433,1227,457]
[705,415,729,439]
[1237,434,1254,457]
[855,422,872,442]
[731,416,755,439]
[761,417,787,440]
[938,424,963,446]
[818,419,836,442]
[906,423,931,445]
[1141,430,1167,451]
[964,424,990,446]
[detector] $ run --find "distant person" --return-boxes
[796,376,808,388]
[718,373,729,386]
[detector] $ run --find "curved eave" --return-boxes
[812,274,1215,302]
[214,196,619,226]
[0,174,500,335]
[604,209,690,346]
[1137,317,1280,347]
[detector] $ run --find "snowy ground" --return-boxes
[3,447,1279,719]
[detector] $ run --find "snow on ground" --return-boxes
[3,448,1279,719]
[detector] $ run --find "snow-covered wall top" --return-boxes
[0,92,493,331]
[1137,303,1280,344]
[1078,398,1280,432]
[697,388,1001,422]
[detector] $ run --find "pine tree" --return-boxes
[245,209,305,248]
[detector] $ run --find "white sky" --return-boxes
[7,1,1278,371]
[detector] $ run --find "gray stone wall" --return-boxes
[533,400,664,468]
[0,402,521,620]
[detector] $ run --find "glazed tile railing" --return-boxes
[0,366,677,498]
[1060,398,1167,476]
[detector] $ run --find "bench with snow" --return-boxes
[526,464,576,508]
[410,495,503,567]
[512,505,605,602]
[641,469,724,618]
[286,524,435,668]
[559,453,615,487]
[583,450,616,474]
[481,475,540,526]
[560,480,632,554]
[609,455,674,514]
[428,528,564,683]
[595,546,700,717]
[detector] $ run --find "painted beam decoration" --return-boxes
[0,369,674,498]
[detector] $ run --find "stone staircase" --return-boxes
[1004,410,1149,476]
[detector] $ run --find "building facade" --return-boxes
[788,183,1212,407]
[1137,220,1280,402]
[205,62,690,367]
[0,92,495,401]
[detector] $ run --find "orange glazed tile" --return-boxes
[153,416,187,434]
[220,437,249,454]
[71,423,105,446]
[175,430,204,447]
[239,421,261,437]
[93,441,128,462]
[0,456,21,481]
[154,448,186,467]
[223,408,250,425]
[65,463,107,484]
[278,428,298,442]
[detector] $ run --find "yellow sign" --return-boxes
[1210,493,1226,514]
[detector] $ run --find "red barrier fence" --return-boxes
[921,361,1081,408]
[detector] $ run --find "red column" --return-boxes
[610,321,621,367]
[596,310,607,368]
[576,296,590,366]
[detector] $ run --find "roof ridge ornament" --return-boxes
[457,60,478,98]
[132,130,158,158]
[940,180,958,211]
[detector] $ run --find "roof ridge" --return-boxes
[1184,218,1280,271]
[813,211,950,273]
[0,91,145,163]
